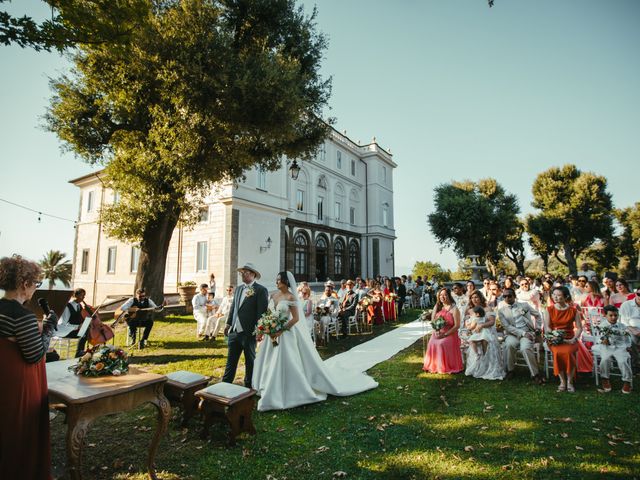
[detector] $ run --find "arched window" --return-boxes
[315,235,328,281]
[294,233,309,279]
[334,238,345,278]
[349,240,360,279]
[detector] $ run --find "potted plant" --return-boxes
[177,281,197,310]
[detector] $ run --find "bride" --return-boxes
[252,271,378,411]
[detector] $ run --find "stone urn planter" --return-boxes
[177,283,197,313]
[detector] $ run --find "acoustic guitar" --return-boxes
[112,305,163,327]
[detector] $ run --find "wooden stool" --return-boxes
[163,370,210,426]
[195,382,257,445]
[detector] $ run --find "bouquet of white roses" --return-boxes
[544,329,566,346]
[431,316,447,333]
[254,309,289,347]
[69,344,129,377]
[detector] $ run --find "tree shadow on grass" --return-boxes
[130,353,223,364]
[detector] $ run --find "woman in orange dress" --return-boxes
[544,285,583,393]
[382,278,397,322]
[367,281,384,325]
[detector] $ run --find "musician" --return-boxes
[120,288,159,349]
[58,288,91,357]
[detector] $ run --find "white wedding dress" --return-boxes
[252,275,378,411]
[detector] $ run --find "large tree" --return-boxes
[411,261,451,283]
[498,218,526,276]
[427,178,521,276]
[526,164,614,275]
[615,202,640,278]
[46,0,331,301]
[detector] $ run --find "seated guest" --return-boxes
[516,278,541,312]
[355,278,369,300]
[57,287,91,357]
[318,283,339,314]
[619,286,640,372]
[192,284,209,340]
[610,278,635,308]
[571,275,589,304]
[499,288,543,384]
[366,281,384,325]
[451,282,468,317]
[487,282,504,310]
[336,280,348,301]
[395,276,407,316]
[120,288,160,349]
[299,285,314,335]
[337,280,358,338]
[423,288,463,374]
[465,303,505,381]
[594,305,632,394]
[544,286,583,393]
[205,285,233,340]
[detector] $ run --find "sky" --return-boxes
[0,0,639,274]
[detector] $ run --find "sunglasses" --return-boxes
[503,294,514,298]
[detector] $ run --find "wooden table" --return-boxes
[47,359,171,480]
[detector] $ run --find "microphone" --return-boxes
[37,297,50,315]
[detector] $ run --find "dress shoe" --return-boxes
[622,382,632,394]
[139,340,146,349]
[600,378,612,393]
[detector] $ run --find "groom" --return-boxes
[222,263,269,388]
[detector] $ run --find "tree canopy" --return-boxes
[45,0,331,300]
[427,178,521,275]
[411,261,451,283]
[526,164,614,275]
[39,250,72,289]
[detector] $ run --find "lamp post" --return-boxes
[289,160,301,180]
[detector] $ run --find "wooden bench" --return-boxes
[163,370,210,426]
[195,382,257,445]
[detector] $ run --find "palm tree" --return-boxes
[39,250,72,290]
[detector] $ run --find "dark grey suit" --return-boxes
[222,282,269,387]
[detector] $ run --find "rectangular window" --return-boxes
[130,246,140,273]
[107,247,117,273]
[350,207,356,225]
[257,168,267,190]
[335,202,341,221]
[351,159,356,176]
[382,208,388,227]
[296,189,304,211]
[318,143,326,162]
[81,249,89,274]
[199,206,209,223]
[336,150,342,169]
[382,166,387,183]
[317,197,324,221]
[113,191,120,204]
[196,241,208,272]
[87,191,94,212]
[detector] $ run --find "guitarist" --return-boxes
[58,288,91,357]
[120,288,160,349]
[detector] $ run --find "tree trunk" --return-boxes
[542,255,549,273]
[563,242,578,276]
[135,207,180,304]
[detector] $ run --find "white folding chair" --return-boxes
[347,315,359,335]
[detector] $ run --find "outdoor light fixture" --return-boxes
[289,159,301,180]
[260,236,272,253]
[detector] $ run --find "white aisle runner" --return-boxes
[324,319,428,373]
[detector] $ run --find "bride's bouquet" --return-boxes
[255,309,289,347]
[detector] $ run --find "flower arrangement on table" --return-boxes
[69,344,129,377]
[544,329,566,346]
[255,309,289,347]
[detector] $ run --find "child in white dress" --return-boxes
[467,306,493,355]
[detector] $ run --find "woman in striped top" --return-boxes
[0,255,58,480]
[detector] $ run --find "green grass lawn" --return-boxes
[50,310,640,479]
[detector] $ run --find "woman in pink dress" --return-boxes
[610,278,635,308]
[423,288,463,374]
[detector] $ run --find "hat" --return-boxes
[324,280,335,288]
[237,262,261,280]
[345,280,355,286]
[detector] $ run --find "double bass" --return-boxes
[81,301,115,346]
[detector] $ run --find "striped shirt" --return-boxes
[0,298,57,363]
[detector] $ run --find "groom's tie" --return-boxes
[232,285,245,333]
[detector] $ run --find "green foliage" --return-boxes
[615,202,640,277]
[45,0,331,298]
[499,218,526,275]
[412,261,451,283]
[39,249,72,289]
[0,0,148,52]
[428,178,521,270]
[526,164,614,275]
